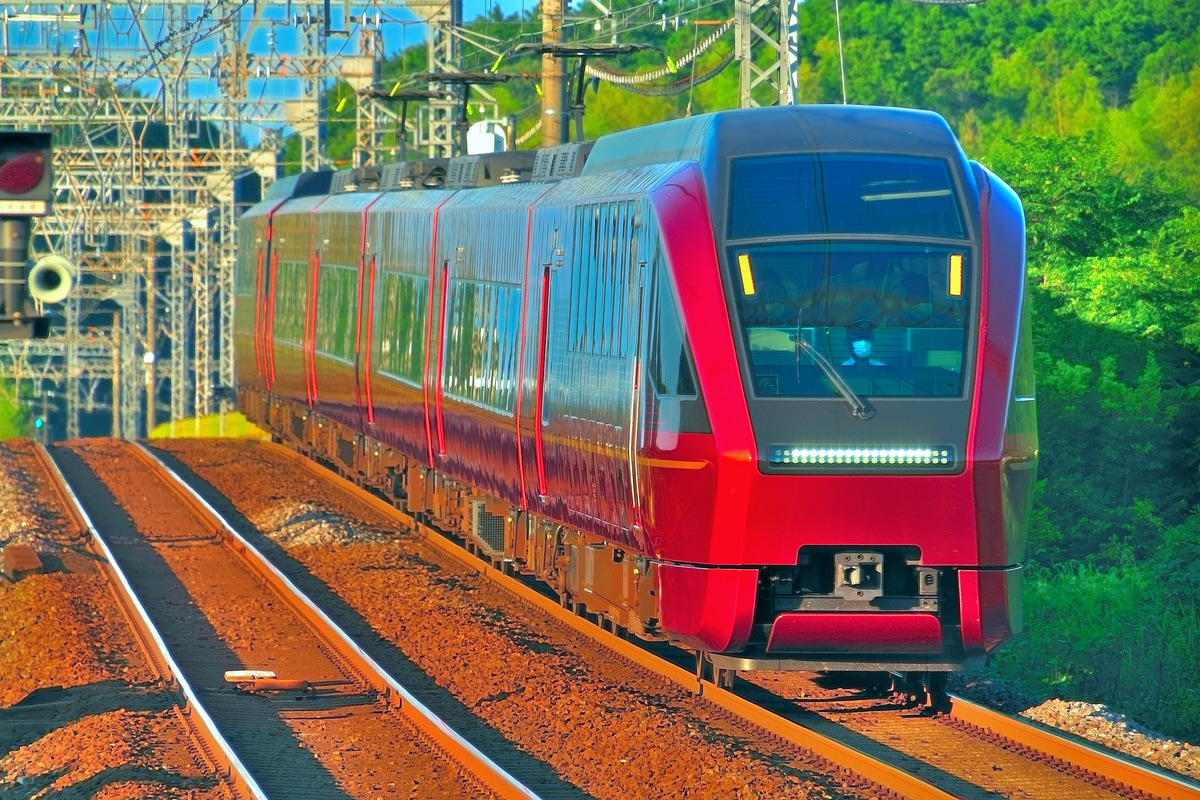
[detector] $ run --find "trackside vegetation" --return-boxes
[980,132,1200,739]
[146,413,269,440]
[0,390,30,440]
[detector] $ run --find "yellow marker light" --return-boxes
[949,253,964,297]
[737,253,756,296]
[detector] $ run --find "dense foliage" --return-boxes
[0,390,30,440]
[984,134,1200,565]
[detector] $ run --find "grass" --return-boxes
[147,412,270,440]
[987,558,1200,742]
[0,384,32,440]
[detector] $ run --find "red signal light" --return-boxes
[0,152,46,194]
[0,132,51,215]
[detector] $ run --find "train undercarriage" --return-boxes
[245,386,970,709]
[247,388,667,639]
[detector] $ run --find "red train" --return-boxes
[235,105,1038,692]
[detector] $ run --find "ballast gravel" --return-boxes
[2,436,1198,794]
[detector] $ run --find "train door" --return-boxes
[354,248,378,428]
[422,226,451,467]
[252,221,271,388]
[432,255,450,461]
[531,246,556,502]
[615,214,653,539]
[416,198,454,468]
[626,258,649,537]
[354,198,384,429]
[254,198,290,390]
[302,198,333,408]
[519,206,569,512]
[526,199,648,545]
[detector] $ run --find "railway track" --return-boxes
[40,439,546,800]
[8,435,1198,800]
[1,440,231,800]
[155,437,1200,800]
[740,672,1200,800]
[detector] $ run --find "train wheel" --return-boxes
[692,652,737,690]
[887,672,924,708]
[714,668,737,690]
[923,672,950,715]
[890,671,950,713]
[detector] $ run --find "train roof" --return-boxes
[263,170,335,201]
[582,105,964,177]
[259,106,967,205]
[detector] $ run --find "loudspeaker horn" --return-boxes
[27,254,76,304]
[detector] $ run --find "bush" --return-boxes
[988,512,1200,740]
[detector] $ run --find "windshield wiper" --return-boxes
[793,320,876,420]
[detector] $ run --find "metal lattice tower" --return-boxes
[0,0,810,442]
[736,0,796,107]
[0,2,408,440]
[408,0,463,157]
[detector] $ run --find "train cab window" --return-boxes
[646,258,710,435]
[728,242,972,399]
[726,153,972,401]
[728,154,966,240]
[648,262,696,397]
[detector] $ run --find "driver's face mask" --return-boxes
[851,339,873,358]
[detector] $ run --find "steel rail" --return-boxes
[949,695,1200,800]
[270,442,957,800]
[29,442,89,541]
[134,442,544,800]
[271,440,1200,800]
[32,441,177,691]
[38,442,269,800]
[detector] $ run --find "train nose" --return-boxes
[758,548,952,657]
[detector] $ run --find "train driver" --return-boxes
[842,319,887,366]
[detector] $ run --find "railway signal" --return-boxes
[0,130,71,340]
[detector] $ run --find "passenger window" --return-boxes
[647,261,697,397]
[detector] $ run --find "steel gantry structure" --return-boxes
[0,0,813,442]
[0,1,407,440]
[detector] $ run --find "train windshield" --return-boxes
[728,153,966,239]
[727,241,971,398]
[725,153,972,400]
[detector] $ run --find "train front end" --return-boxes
[648,107,1038,673]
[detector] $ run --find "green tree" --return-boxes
[983,134,1198,562]
[786,0,1200,195]
[985,133,1181,262]
[0,385,31,440]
